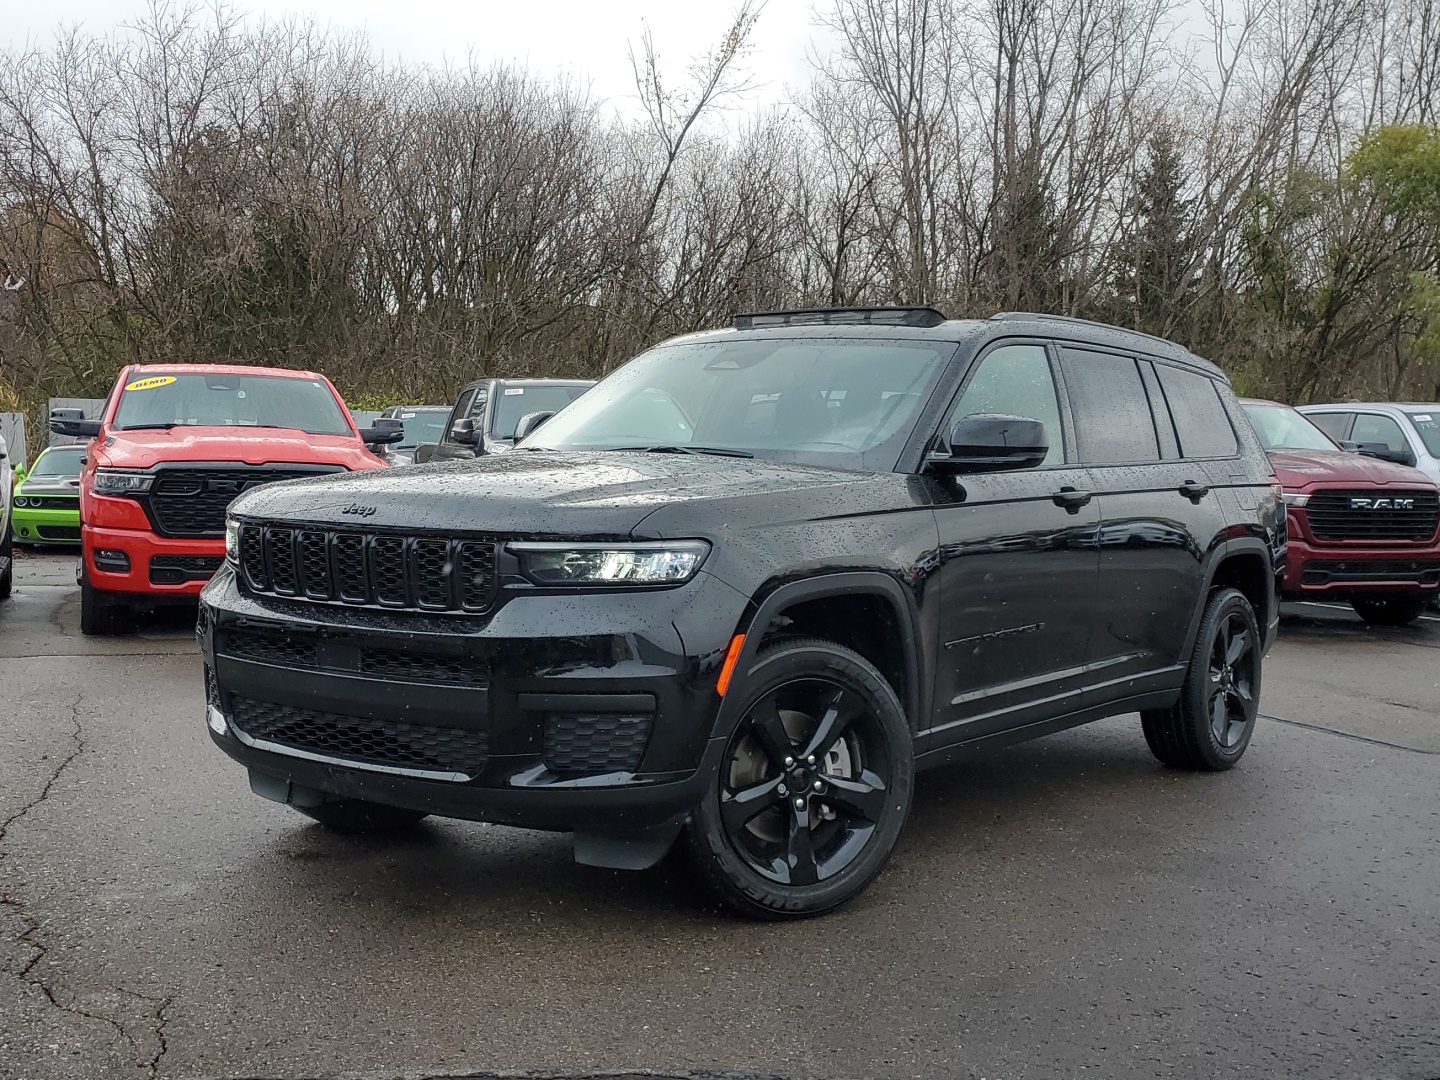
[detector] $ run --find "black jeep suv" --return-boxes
[199,309,1284,919]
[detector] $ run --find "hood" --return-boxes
[17,476,81,496]
[94,426,384,472]
[229,451,902,537]
[1266,448,1438,490]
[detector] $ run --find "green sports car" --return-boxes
[12,444,84,545]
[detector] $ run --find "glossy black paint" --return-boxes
[199,314,1283,864]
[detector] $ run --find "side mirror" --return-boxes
[450,418,479,446]
[50,408,102,439]
[359,417,405,446]
[513,411,555,442]
[413,443,437,465]
[930,414,1049,474]
[1353,441,1416,467]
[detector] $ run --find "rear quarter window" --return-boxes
[1154,364,1239,459]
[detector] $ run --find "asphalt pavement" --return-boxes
[1,549,1437,1080]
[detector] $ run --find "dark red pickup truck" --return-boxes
[1241,399,1440,625]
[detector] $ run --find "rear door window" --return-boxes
[1060,348,1161,464]
[1153,364,1238,459]
[1305,412,1353,442]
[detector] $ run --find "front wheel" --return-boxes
[79,568,133,635]
[1350,595,1428,626]
[684,638,914,920]
[1142,587,1261,771]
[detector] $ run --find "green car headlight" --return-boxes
[511,541,710,586]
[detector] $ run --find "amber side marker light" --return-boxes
[716,634,746,697]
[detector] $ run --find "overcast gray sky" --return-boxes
[3,0,825,115]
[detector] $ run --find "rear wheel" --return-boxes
[79,567,133,635]
[295,799,429,832]
[1350,595,1428,626]
[685,638,913,920]
[1142,587,1261,771]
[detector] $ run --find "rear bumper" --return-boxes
[1280,535,1440,600]
[84,525,224,596]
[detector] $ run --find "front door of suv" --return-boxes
[1059,346,1232,697]
[927,341,1100,743]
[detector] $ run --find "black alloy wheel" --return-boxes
[1142,587,1261,771]
[686,638,913,919]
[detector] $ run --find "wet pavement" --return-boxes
[1,550,1437,1080]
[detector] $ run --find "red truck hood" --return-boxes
[1266,448,1436,492]
[94,427,384,471]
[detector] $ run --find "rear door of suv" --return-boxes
[1057,344,1237,698]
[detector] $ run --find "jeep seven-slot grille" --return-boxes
[229,695,487,778]
[238,524,496,612]
[146,467,342,537]
[1304,489,1440,542]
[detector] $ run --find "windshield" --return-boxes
[112,372,353,436]
[492,384,591,439]
[1404,409,1440,457]
[521,339,955,469]
[1242,402,1339,452]
[394,409,449,447]
[27,448,85,478]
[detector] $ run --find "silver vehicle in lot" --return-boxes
[0,432,12,600]
[1298,402,1440,486]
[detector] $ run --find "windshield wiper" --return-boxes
[116,423,177,431]
[609,445,754,458]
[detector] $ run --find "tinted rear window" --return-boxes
[1062,349,1161,464]
[1155,364,1238,458]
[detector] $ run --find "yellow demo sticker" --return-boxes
[124,376,177,392]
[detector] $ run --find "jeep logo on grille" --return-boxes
[204,478,266,496]
[1348,497,1415,510]
[341,503,378,517]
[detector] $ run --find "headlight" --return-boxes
[1282,493,1310,508]
[92,469,154,495]
[511,541,710,585]
[225,518,240,563]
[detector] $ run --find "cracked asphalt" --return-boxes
[1,550,1438,1080]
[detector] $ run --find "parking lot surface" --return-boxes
[2,550,1437,1080]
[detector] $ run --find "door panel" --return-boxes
[928,341,1099,741]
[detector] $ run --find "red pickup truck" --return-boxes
[1241,399,1440,625]
[51,364,401,634]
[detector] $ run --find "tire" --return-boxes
[0,526,12,601]
[1141,587,1261,772]
[79,567,133,635]
[1350,595,1428,626]
[294,799,429,832]
[684,637,914,920]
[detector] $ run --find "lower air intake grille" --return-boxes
[542,713,652,777]
[229,696,487,778]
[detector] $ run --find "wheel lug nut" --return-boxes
[784,756,795,768]
[794,797,805,809]
[813,780,823,791]
[778,784,788,796]
[806,755,816,765]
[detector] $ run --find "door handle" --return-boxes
[1052,486,1092,512]
[1179,480,1211,502]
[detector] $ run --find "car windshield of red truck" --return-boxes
[112,373,353,436]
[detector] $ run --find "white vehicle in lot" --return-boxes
[0,432,12,600]
[1298,402,1440,486]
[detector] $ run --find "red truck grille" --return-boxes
[1304,489,1439,542]
[145,466,344,537]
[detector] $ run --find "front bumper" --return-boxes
[198,566,745,833]
[12,505,81,543]
[1280,534,1440,600]
[84,525,224,596]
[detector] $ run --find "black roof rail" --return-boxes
[734,306,948,330]
[989,311,1184,351]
